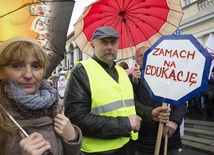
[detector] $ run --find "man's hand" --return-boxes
[163,121,178,138]
[132,67,141,84]
[151,106,171,123]
[128,114,142,132]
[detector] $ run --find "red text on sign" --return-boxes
[152,48,196,59]
[145,65,197,86]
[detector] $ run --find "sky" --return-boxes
[67,0,96,34]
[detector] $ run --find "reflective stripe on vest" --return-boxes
[90,99,134,115]
[80,59,138,153]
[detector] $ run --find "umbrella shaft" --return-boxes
[0,104,29,137]
[7,113,29,137]
[124,22,134,58]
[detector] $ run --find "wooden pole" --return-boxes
[164,104,170,155]
[164,133,168,155]
[154,102,168,155]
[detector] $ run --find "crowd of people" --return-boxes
[0,26,189,155]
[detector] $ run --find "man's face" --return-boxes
[135,47,148,67]
[92,37,118,66]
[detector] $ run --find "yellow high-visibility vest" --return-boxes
[80,59,138,153]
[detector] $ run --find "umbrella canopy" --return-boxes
[74,0,183,60]
[0,0,75,78]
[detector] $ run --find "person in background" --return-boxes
[0,36,82,155]
[130,46,187,155]
[64,26,170,155]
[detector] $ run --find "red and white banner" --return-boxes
[205,34,214,55]
[204,33,214,78]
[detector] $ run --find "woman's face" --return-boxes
[0,52,45,94]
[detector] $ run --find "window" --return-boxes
[184,0,191,6]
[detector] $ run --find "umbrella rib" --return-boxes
[0,2,40,18]
[0,0,70,18]
[125,7,181,34]
[124,1,183,28]
[51,43,65,58]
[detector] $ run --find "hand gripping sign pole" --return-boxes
[0,104,53,155]
[154,81,171,155]
[154,103,170,155]
[141,34,212,155]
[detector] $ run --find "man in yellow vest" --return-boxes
[64,26,170,155]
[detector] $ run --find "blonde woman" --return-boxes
[0,36,82,155]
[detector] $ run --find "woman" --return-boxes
[0,36,82,155]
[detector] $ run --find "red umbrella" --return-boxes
[74,0,183,60]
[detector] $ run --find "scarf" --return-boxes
[5,80,56,110]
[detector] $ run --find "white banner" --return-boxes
[205,33,214,78]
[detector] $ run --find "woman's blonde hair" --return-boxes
[0,38,50,154]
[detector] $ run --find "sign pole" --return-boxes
[154,102,167,155]
[164,104,170,155]
[164,133,168,155]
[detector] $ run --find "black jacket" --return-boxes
[64,55,153,154]
[130,74,187,153]
[64,55,132,138]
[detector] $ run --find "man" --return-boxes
[131,46,187,155]
[64,26,170,155]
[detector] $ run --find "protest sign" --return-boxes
[56,74,67,99]
[141,34,212,106]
